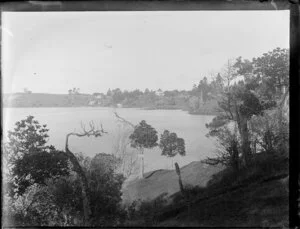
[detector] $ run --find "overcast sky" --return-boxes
[2,11,289,94]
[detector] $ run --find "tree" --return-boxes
[159,130,185,168]
[64,121,107,226]
[144,88,150,94]
[112,124,139,178]
[107,89,112,97]
[204,125,240,171]
[4,116,70,197]
[111,88,123,104]
[86,153,125,226]
[206,59,268,167]
[207,48,288,168]
[198,76,210,103]
[129,120,158,178]
[23,88,32,94]
[215,73,224,91]
[71,88,80,94]
[234,48,289,99]
[3,182,72,227]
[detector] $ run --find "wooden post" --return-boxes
[175,162,191,219]
[175,162,184,195]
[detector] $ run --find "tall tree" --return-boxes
[4,116,70,197]
[86,153,125,226]
[198,76,210,103]
[206,59,269,167]
[65,121,107,225]
[204,125,240,171]
[159,130,186,168]
[234,48,289,100]
[129,120,158,178]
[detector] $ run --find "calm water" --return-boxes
[3,107,216,172]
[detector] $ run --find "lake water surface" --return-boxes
[3,107,216,172]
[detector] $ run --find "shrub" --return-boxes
[129,193,169,226]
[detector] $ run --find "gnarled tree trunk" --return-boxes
[65,134,92,226]
[234,101,252,167]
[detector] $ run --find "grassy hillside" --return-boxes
[3,93,91,107]
[124,153,289,227]
[122,161,224,204]
[158,177,288,227]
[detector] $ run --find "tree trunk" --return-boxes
[234,100,252,168]
[239,117,252,167]
[65,134,92,226]
[142,156,144,178]
[231,140,240,171]
[139,148,144,178]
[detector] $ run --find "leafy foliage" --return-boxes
[249,112,289,156]
[5,116,70,197]
[6,116,50,158]
[126,193,169,226]
[234,48,289,99]
[80,153,126,226]
[206,48,288,167]
[159,130,186,157]
[129,120,158,149]
[232,84,264,119]
[205,126,240,170]
[11,150,69,196]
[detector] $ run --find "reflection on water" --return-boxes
[3,107,216,172]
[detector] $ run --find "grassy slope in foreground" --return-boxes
[161,154,289,227]
[159,177,289,227]
[122,161,224,204]
[124,153,289,227]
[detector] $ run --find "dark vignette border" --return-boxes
[289,2,300,229]
[0,0,298,228]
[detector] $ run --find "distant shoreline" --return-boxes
[3,93,219,116]
[3,106,217,115]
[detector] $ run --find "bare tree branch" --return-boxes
[114,112,135,129]
[66,121,107,147]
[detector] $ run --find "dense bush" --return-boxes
[125,193,169,226]
[4,116,70,197]
[3,117,126,227]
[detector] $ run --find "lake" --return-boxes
[3,107,216,173]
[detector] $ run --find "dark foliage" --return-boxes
[84,153,126,226]
[5,116,70,197]
[11,150,69,196]
[129,120,158,149]
[159,130,186,157]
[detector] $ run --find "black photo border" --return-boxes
[0,0,299,228]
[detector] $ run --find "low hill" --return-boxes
[124,153,289,227]
[122,161,224,204]
[3,93,91,107]
[158,176,289,227]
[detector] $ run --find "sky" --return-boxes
[2,11,289,94]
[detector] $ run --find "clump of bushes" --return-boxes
[124,193,169,226]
